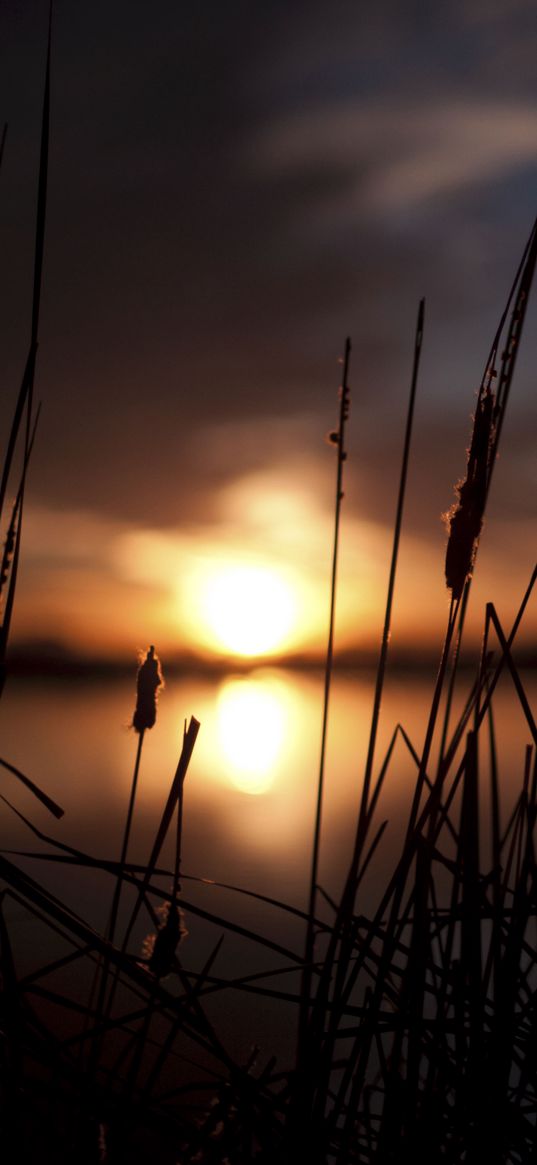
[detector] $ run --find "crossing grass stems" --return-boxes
[0,21,536,1163]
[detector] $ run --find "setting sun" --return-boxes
[199,564,296,657]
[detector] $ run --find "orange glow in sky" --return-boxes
[10,482,537,665]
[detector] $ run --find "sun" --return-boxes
[200,563,296,657]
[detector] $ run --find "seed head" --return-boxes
[142,902,187,978]
[132,645,163,733]
[444,389,495,599]
[0,502,19,598]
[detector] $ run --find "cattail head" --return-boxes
[132,644,163,733]
[444,389,495,599]
[142,901,187,978]
[0,500,20,600]
[0,523,16,596]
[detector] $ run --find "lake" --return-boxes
[0,664,534,1065]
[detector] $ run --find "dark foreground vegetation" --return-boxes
[0,18,536,1164]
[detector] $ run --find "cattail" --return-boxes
[444,388,495,599]
[132,645,163,732]
[0,506,18,597]
[89,647,164,1063]
[142,901,187,978]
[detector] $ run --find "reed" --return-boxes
[0,21,536,1158]
[0,1,52,702]
[284,220,537,1165]
[298,336,351,1072]
[86,647,163,1087]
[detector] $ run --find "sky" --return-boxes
[1,0,536,664]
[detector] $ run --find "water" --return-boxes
[1,665,534,901]
[0,665,534,1064]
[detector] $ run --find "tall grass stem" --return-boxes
[298,337,351,1061]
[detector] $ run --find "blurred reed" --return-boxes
[0,17,536,1159]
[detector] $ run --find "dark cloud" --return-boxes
[1,0,536,546]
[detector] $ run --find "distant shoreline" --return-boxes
[6,642,537,679]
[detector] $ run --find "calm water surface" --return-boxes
[1,665,533,901]
[0,666,534,1062]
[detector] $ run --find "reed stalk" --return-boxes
[357,299,425,839]
[291,303,425,1160]
[0,4,52,708]
[301,216,537,1157]
[86,649,162,1087]
[84,729,146,1086]
[439,218,537,753]
[297,337,351,1069]
[1,63,537,1149]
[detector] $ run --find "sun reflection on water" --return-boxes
[216,675,289,794]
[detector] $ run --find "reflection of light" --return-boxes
[216,677,287,794]
[201,564,296,657]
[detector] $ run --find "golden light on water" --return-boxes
[216,676,288,794]
[199,564,296,657]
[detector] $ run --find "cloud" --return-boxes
[3,0,536,658]
[21,506,125,572]
[253,98,537,218]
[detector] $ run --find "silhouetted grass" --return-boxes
[0,21,536,1162]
